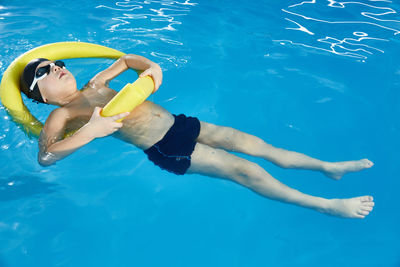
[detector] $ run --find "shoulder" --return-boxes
[40,107,72,140]
[84,76,105,89]
[44,107,71,127]
[87,56,129,87]
[49,107,70,118]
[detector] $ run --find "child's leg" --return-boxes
[187,143,374,218]
[196,121,373,180]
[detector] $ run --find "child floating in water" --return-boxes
[19,55,374,219]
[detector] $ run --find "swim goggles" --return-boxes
[29,60,66,91]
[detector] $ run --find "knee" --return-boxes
[268,148,296,169]
[233,160,264,187]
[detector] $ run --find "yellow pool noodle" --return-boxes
[101,75,154,121]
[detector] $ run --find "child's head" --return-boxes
[20,58,77,105]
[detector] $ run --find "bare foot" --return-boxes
[323,159,374,180]
[325,196,374,219]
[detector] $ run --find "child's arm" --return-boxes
[89,54,163,92]
[38,107,129,166]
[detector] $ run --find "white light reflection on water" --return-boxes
[96,0,197,33]
[150,51,188,66]
[96,0,197,69]
[275,0,400,61]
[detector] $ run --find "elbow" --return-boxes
[38,158,53,167]
[38,152,57,167]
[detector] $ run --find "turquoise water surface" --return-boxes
[0,0,399,266]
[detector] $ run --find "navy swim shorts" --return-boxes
[144,114,201,175]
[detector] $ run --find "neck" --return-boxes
[55,90,82,107]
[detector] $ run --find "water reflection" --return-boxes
[276,0,400,61]
[96,0,197,69]
[96,0,196,33]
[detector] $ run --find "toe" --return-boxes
[361,196,373,202]
[361,206,373,212]
[369,160,374,167]
[362,202,374,207]
[358,210,370,216]
[361,159,373,167]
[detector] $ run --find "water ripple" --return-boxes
[96,0,197,69]
[150,51,188,66]
[96,1,195,32]
[275,0,400,61]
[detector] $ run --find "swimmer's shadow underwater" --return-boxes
[0,175,58,202]
[0,42,375,219]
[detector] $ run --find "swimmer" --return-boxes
[19,56,375,219]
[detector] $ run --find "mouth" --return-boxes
[59,72,66,79]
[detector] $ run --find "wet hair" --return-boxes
[19,58,49,104]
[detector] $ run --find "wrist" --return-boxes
[78,123,98,141]
[150,62,161,70]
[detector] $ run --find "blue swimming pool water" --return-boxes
[0,0,399,266]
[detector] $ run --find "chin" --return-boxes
[63,73,76,85]
[65,80,77,91]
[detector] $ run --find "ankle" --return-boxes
[315,198,332,214]
[321,162,333,173]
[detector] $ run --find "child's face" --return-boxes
[36,60,77,103]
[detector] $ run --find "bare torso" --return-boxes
[64,83,174,150]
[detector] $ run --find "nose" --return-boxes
[53,64,62,72]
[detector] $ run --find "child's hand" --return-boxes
[86,107,130,138]
[139,63,163,93]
